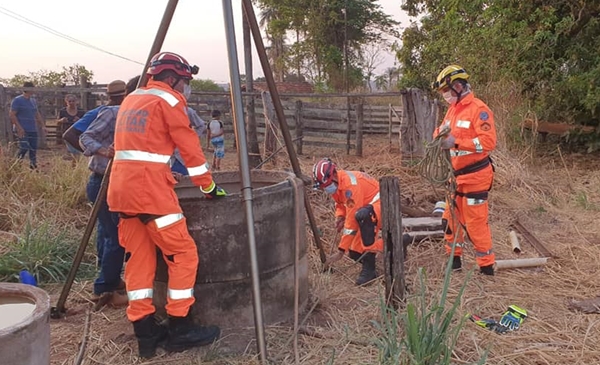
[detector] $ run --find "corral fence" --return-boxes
[0,84,441,158]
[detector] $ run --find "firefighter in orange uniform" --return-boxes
[314,158,383,285]
[107,51,227,358]
[432,65,497,275]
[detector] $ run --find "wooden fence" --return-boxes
[0,85,439,157]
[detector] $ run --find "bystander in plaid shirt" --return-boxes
[79,106,120,175]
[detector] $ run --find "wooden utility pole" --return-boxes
[380,176,405,308]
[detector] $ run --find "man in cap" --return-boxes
[79,78,140,306]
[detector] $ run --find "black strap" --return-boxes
[453,157,491,177]
[455,190,489,200]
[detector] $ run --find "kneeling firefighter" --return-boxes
[107,51,227,358]
[314,158,384,285]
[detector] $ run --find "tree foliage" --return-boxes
[396,0,600,127]
[257,0,399,91]
[190,78,223,92]
[0,64,94,87]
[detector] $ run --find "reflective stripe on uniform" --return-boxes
[115,150,171,164]
[154,213,184,229]
[450,150,473,157]
[473,137,483,153]
[342,228,357,236]
[346,171,357,185]
[168,288,194,300]
[475,249,493,257]
[186,163,210,177]
[369,192,380,205]
[131,88,179,107]
[128,288,153,301]
[466,198,486,206]
[456,120,471,129]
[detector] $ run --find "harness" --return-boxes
[453,156,494,177]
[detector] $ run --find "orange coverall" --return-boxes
[433,92,497,267]
[107,79,214,322]
[332,170,383,254]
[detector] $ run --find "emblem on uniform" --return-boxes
[481,122,491,131]
[345,190,352,199]
[346,198,355,208]
[479,111,489,121]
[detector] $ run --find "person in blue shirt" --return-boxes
[10,82,46,169]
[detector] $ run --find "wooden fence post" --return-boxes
[356,103,364,157]
[380,176,405,308]
[400,88,437,160]
[0,85,9,144]
[295,100,303,155]
[79,75,89,110]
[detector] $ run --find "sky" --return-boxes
[0,0,411,85]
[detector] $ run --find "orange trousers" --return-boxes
[118,214,198,322]
[443,174,495,267]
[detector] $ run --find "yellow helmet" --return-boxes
[432,65,469,91]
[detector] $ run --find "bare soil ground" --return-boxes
[40,136,600,365]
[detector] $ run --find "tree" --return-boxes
[256,0,399,91]
[0,64,94,87]
[189,79,223,92]
[396,0,600,131]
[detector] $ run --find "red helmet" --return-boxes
[147,51,199,79]
[313,158,337,188]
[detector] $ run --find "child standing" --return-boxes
[206,110,225,170]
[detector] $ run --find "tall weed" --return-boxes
[373,254,487,365]
[0,222,96,283]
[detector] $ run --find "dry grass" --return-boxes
[3,132,600,364]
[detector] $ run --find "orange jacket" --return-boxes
[433,92,496,184]
[107,79,213,215]
[332,170,380,251]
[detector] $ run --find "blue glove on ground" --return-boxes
[497,305,527,332]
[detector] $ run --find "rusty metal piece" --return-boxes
[511,220,556,258]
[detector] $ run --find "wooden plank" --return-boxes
[407,230,444,241]
[302,140,355,149]
[402,217,442,231]
[522,119,594,135]
[511,219,556,258]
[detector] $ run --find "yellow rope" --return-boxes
[418,128,455,189]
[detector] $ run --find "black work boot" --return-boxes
[165,312,220,352]
[355,252,377,286]
[452,256,462,271]
[132,314,167,358]
[480,264,494,276]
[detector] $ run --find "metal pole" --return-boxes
[242,0,328,263]
[221,1,268,363]
[51,0,179,319]
[138,0,180,88]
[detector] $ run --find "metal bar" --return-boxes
[242,0,328,263]
[51,0,179,319]
[511,220,556,258]
[221,1,267,363]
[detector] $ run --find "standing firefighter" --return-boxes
[107,51,227,358]
[432,65,497,275]
[314,158,383,285]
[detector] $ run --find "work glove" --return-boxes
[335,216,345,233]
[440,134,456,149]
[496,305,527,332]
[468,314,498,331]
[201,181,227,199]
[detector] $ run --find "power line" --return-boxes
[0,5,144,65]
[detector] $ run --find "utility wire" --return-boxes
[0,5,144,65]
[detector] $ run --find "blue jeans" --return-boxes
[171,158,189,175]
[17,132,38,168]
[86,173,124,295]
